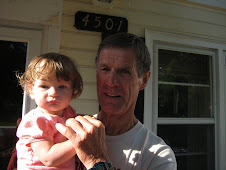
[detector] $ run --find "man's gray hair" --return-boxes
[95,33,151,77]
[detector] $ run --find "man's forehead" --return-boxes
[99,48,137,67]
[99,57,136,70]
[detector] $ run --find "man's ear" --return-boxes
[139,71,151,91]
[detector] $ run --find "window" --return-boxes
[0,40,27,126]
[157,48,215,170]
[144,29,226,170]
[158,49,212,118]
[0,40,27,168]
[0,26,42,169]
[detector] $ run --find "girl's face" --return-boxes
[30,72,73,117]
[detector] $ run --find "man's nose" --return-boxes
[106,71,119,87]
[49,87,59,97]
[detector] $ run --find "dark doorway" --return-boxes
[0,40,27,169]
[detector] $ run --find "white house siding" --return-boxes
[60,0,226,115]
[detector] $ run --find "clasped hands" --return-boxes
[56,115,109,169]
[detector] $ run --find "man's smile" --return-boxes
[105,92,120,96]
[105,93,121,98]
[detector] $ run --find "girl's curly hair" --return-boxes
[17,52,83,98]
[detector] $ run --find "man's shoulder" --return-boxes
[105,121,177,169]
[136,123,174,154]
[123,121,174,158]
[135,122,164,145]
[137,124,177,169]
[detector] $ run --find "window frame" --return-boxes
[156,44,216,120]
[144,29,226,170]
[0,26,42,119]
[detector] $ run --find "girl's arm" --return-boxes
[31,140,76,167]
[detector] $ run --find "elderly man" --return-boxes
[56,33,177,170]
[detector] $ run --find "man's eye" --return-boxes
[122,70,130,74]
[101,67,110,71]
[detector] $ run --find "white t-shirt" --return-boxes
[105,121,177,170]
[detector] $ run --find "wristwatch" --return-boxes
[89,161,113,170]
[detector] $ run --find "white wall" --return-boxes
[0,0,63,53]
[0,0,62,24]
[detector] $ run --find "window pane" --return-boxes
[158,125,215,170]
[0,40,27,126]
[0,40,27,169]
[0,127,17,168]
[158,84,211,118]
[159,49,211,84]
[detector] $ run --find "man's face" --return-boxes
[96,48,144,116]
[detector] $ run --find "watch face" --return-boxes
[95,164,105,170]
[92,163,105,170]
[91,161,113,170]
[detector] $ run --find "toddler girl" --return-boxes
[16,53,83,169]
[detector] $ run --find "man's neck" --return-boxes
[97,111,138,136]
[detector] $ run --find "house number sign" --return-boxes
[74,11,128,33]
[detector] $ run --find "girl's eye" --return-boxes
[59,85,66,89]
[41,85,48,89]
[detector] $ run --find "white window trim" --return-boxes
[154,43,216,123]
[144,29,226,170]
[0,26,42,117]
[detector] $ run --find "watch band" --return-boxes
[89,161,113,170]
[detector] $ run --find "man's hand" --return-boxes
[56,115,109,169]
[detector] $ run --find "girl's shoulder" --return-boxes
[17,108,57,140]
[23,108,43,118]
[63,105,77,119]
[23,108,59,122]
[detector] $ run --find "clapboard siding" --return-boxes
[80,67,96,83]
[60,48,96,67]
[60,31,101,51]
[117,0,226,27]
[79,83,97,100]
[62,0,226,38]
[60,0,226,114]
[70,99,99,115]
